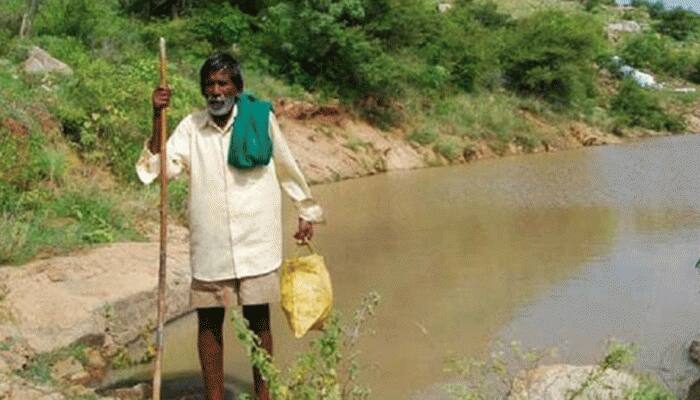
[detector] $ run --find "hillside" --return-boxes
[1,0,699,264]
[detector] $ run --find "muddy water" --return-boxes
[122,135,700,398]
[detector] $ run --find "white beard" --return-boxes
[207,96,235,116]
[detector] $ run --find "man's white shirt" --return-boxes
[136,106,323,281]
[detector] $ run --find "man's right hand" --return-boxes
[149,86,172,154]
[152,86,171,113]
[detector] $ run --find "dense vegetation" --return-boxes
[0,0,699,263]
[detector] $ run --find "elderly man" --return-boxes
[136,53,324,400]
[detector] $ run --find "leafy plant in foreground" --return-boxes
[232,291,380,399]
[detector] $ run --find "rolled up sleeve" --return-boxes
[270,113,325,224]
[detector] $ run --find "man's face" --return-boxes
[204,69,238,117]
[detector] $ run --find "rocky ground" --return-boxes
[0,225,191,399]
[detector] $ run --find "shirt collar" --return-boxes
[199,104,237,133]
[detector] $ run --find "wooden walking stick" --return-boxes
[152,37,168,400]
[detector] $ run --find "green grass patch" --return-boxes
[18,343,88,385]
[343,137,371,153]
[407,128,439,145]
[433,137,462,161]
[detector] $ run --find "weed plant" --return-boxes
[444,340,677,400]
[232,292,380,400]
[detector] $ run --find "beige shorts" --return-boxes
[189,269,280,309]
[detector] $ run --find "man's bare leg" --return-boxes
[197,307,225,400]
[242,304,272,400]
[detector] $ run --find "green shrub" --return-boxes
[0,215,30,264]
[257,1,402,100]
[252,0,504,124]
[407,128,438,145]
[619,32,695,78]
[631,0,666,18]
[189,2,251,48]
[627,380,677,400]
[689,57,700,84]
[434,137,462,161]
[584,0,615,12]
[232,292,380,400]
[139,18,213,62]
[619,34,654,72]
[0,131,59,191]
[655,8,700,41]
[502,10,605,109]
[343,137,370,152]
[34,0,119,44]
[611,79,686,132]
[513,134,540,153]
[415,1,509,93]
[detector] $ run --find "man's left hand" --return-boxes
[294,218,314,243]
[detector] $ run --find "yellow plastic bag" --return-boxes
[280,242,333,338]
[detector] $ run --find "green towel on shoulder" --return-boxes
[228,92,273,169]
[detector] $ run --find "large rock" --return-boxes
[607,21,642,34]
[0,225,191,353]
[23,47,73,75]
[508,364,639,400]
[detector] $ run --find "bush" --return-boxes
[631,0,666,18]
[611,79,686,132]
[257,1,403,100]
[689,57,700,84]
[139,18,213,62]
[189,3,251,48]
[502,10,605,109]
[34,0,119,44]
[655,7,700,41]
[0,0,24,43]
[414,1,509,93]
[407,128,438,145]
[232,292,380,399]
[618,32,694,78]
[434,137,462,161]
[584,0,615,12]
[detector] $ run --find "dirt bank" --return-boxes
[275,98,699,185]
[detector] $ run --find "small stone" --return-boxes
[46,269,67,283]
[65,384,95,398]
[437,2,452,12]
[107,382,151,399]
[50,356,83,381]
[690,340,700,365]
[102,334,118,357]
[606,20,641,34]
[69,370,91,385]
